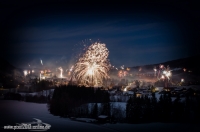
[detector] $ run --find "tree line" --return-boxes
[126,92,200,123]
[48,85,200,123]
[3,84,200,123]
[48,85,110,118]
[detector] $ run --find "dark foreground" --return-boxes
[0,100,199,132]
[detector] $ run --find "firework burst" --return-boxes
[157,65,172,81]
[118,70,128,78]
[72,42,111,87]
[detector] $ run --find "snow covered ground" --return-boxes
[72,118,97,123]
[154,92,186,102]
[88,102,126,117]
[102,122,200,132]
[18,89,55,97]
[0,100,199,132]
[177,85,200,90]
[0,100,115,132]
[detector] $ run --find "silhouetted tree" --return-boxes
[172,94,184,122]
[101,92,110,117]
[126,97,134,123]
[91,103,98,118]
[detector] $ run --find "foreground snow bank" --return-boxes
[0,100,199,132]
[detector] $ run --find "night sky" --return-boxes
[0,1,200,68]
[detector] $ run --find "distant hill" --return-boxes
[109,55,200,83]
[0,57,25,77]
[0,57,16,74]
[0,58,23,88]
[130,55,200,75]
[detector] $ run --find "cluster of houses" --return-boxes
[106,84,200,102]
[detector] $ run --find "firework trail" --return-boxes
[58,67,63,78]
[157,64,164,79]
[66,65,74,76]
[72,42,111,87]
[40,59,43,65]
[153,66,157,76]
[70,65,74,71]
[39,72,41,80]
[121,65,124,70]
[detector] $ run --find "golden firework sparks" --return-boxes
[72,42,111,87]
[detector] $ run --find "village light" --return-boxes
[24,70,28,76]
[124,88,127,91]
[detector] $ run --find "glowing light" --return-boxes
[66,66,74,77]
[58,67,63,78]
[23,70,27,76]
[72,42,110,87]
[157,64,172,82]
[124,88,127,91]
[68,72,71,76]
[154,67,157,76]
[118,70,128,78]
